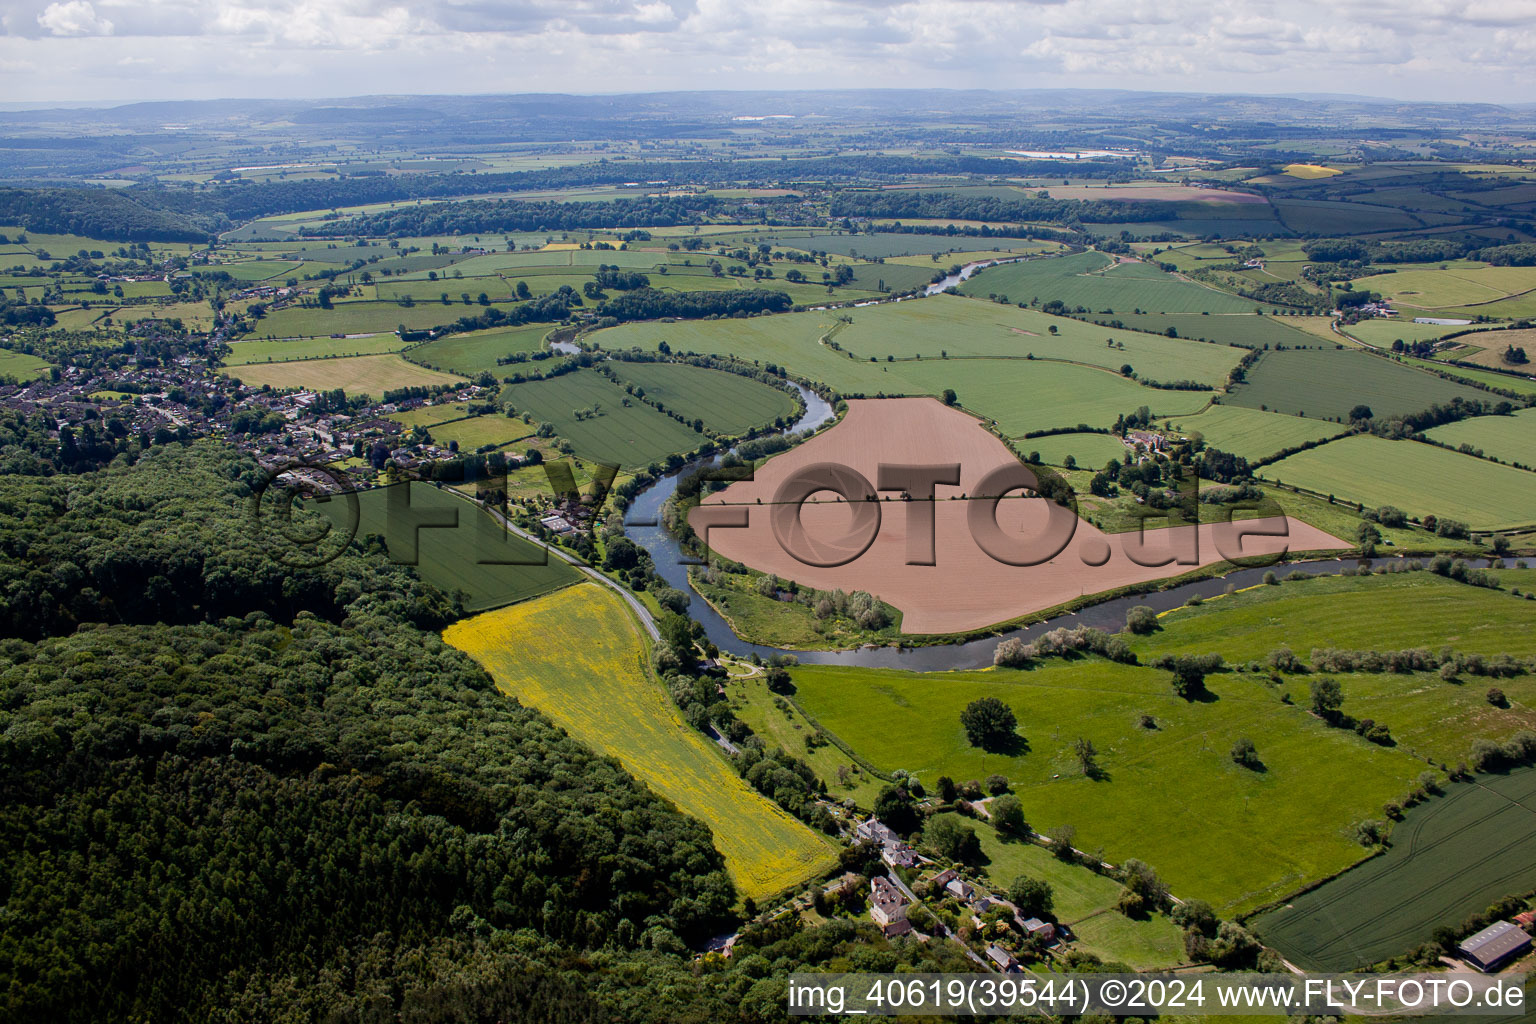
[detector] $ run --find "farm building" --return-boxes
[1021,918,1057,942]
[1456,921,1532,972]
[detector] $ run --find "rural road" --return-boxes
[475,496,661,642]
[886,871,992,970]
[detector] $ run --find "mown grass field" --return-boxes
[1424,408,1536,466]
[1224,348,1490,421]
[424,414,537,452]
[254,299,522,338]
[1355,264,1536,310]
[1133,571,1536,663]
[227,353,464,399]
[1343,318,1488,349]
[1400,355,1536,396]
[1018,432,1129,469]
[1250,768,1536,971]
[444,584,836,901]
[788,658,1418,915]
[924,812,1186,969]
[223,334,408,365]
[959,251,1259,313]
[605,361,799,436]
[499,369,707,468]
[1266,435,1536,530]
[1174,404,1345,460]
[319,482,578,610]
[405,324,550,375]
[0,348,53,381]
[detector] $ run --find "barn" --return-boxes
[1456,921,1532,973]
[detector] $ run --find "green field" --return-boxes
[423,413,537,452]
[959,252,1261,313]
[499,369,708,468]
[923,813,1187,969]
[318,481,579,610]
[255,299,523,338]
[596,299,1219,436]
[1250,768,1536,971]
[223,334,408,365]
[1266,435,1536,530]
[605,361,798,436]
[0,348,53,382]
[444,584,836,902]
[787,658,1418,915]
[1077,311,1322,349]
[1174,404,1345,460]
[1423,408,1536,466]
[1134,571,1536,663]
[405,324,551,375]
[1400,355,1536,396]
[1017,432,1129,469]
[227,353,465,399]
[1224,348,1491,421]
[1344,318,1489,349]
[1272,198,1422,235]
[1355,263,1536,310]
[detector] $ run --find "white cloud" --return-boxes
[36,0,114,36]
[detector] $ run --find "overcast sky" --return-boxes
[0,0,1530,106]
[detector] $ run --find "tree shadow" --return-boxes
[1085,764,1113,782]
[981,732,1030,756]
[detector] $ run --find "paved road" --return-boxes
[478,499,661,641]
[885,871,991,970]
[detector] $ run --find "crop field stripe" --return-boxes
[442,584,835,901]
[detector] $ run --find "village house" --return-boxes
[985,944,1022,973]
[868,876,912,938]
[1021,918,1056,943]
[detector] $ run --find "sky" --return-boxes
[0,0,1532,106]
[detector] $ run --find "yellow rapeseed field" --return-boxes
[1282,163,1343,179]
[443,583,835,902]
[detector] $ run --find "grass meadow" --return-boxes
[0,349,53,382]
[223,334,408,365]
[1076,311,1321,349]
[1173,404,1346,460]
[787,658,1417,916]
[958,252,1260,313]
[1423,407,1536,466]
[405,324,551,375]
[320,482,579,610]
[1223,348,1490,421]
[227,353,464,399]
[1265,435,1536,530]
[444,584,836,902]
[1250,768,1536,970]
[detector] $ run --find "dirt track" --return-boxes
[691,398,1349,634]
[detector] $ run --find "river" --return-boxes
[620,383,1488,670]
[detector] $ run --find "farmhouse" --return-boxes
[855,818,899,846]
[945,877,974,900]
[869,876,913,938]
[881,843,919,870]
[1456,921,1532,972]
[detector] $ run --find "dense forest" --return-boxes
[0,442,974,1022]
[828,189,1167,226]
[312,196,719,237]
[596,287,794,321]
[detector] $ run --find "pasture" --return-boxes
[1344,318,1486,349]
[1265,435,1536,530]
[424,414,537,452]
[1439,327,1536,370]
[958,252,1259,313]
[222,334,408,365]
[1175,404,1344,461]
[405,324,550,375]
[227,353,464,399]
[1223,347,1489,420]
[787,657,1417,916]
[0,349,53,382]
[444,584,835,901]
[1424,408,1536,466]
[498,369,707,468]
[605,361,799,436]
[1250,769,1536,971]
[318,482,578,610]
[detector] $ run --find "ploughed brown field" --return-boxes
[692,398,1349,634]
